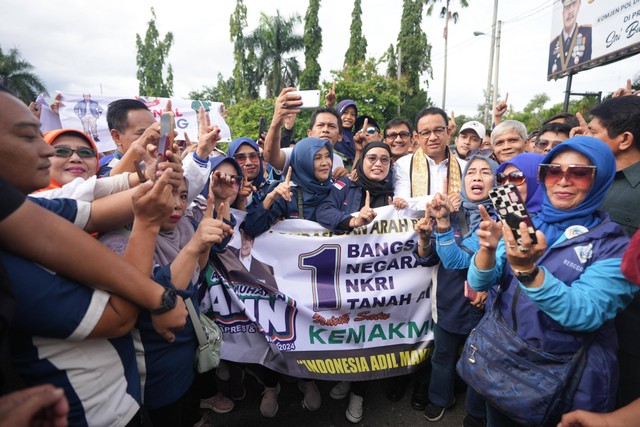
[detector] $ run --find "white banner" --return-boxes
[548,0,640,80]
[52,92,231,152]
[202,206,435,380]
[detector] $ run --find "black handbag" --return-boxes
[456,286,592,426]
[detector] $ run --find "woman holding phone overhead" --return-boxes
[465,136,639,425]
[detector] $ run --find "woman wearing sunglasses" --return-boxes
[42,129,99,190]
[495,152,545,214]
[468,136,638,425]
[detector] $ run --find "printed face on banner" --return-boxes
[51,93,232,153]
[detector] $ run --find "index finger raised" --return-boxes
[478,204,491,221]
[284,166,292,184]
[215,203,224,221]
[364,190,371,208]
[332,80,336,92]
[576,111,588,127]
[204,194,214,218]
[504,92,509,104]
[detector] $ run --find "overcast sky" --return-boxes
[2,0,638,117]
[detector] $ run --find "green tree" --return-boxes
[189,73,236,107]
[322,57,405,126]
[135,8,174,97]
[385,44,398,79]
[300,0,322,89]
[426,0,469,109]
[344,0,367,68]
[229,0,260,100]
[248,11,304,98]
[0,46,46,104]
[397,0,433,121]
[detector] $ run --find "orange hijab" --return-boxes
[36,129,100,192]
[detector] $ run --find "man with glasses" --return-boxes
[453,121,486,160]
[383,119,414,164]
[533,122,571,155]
[392,107,463,209]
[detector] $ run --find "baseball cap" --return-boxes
[354,115,380,132]
[459,121,486,141]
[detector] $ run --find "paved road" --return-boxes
[206,371,467,427]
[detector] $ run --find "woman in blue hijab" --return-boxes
[467,137,638,425]
[495,152,545,214]
[242,137,333,237]
[226,137,267,203]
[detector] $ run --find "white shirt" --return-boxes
[393,153,467,201]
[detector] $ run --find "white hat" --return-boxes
[459,121,486,141]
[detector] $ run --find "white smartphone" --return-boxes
[291,90,320,109]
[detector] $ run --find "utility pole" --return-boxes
[482,0,499,127]
[491,20,502,114]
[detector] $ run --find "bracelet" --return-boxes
[417,241,432,251]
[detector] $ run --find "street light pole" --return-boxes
[491,20,502,115]
[481,0,499,127]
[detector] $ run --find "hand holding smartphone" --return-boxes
[158,112,174,162]
[464,281,478,301]
[489,183,537,245]
[290,90,320,109]
[258,117,267,140]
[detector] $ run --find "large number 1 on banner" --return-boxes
[299,244,342,311]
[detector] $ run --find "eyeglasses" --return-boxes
[417,127,446,139]
[364,154,391,165]
[538,164,596,186]
[233,152,261,163]
[535,139,564,150]
[366,127,377,135]
[385,131,411,140]
[53,146,97,158]
[496,170,526,186]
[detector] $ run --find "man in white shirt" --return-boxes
[393,107,465,209]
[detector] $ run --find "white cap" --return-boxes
[459,121,486,141]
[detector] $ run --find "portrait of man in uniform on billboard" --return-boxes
[548,0,592,77]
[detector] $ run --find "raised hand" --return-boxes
[131,168,174,229]
[268,167,293,206]
[503,218,547,272]
[475,205,503,250]
[493,92,509,125]
[191,195,230,253]
[274,88,302,127]
[569,112,593,138]
[415,203,434,243]
[325,80,337,107]
[210,168,241,203]
[195,106,221,160]
[354,117,369,152]
[393,197,409,210]
[351,191,377,228]
[430,192,454,227]
[448,110,457,136]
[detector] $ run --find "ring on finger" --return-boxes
[518,246,530,253]
[508,244,516,249]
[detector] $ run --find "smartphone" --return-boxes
[291,90,320,109]
[158,112,174,161]
[489,183,537,245]
[258,117,267,139]
[464,281,478,301]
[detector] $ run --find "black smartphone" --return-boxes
[158,112,174,162]
[258,117,267,140]
[489,183,537,245]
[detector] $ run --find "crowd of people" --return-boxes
[1,76,640,427]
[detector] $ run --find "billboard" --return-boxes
[548,0,640,80]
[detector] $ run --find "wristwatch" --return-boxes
[149,287,178,315]
[513,264,540,285]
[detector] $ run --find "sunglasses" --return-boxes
[233,152,261,163]
[364,154,391,165]
[496,170,526,186]
[467,148,495,158]
[366,126,377,135]
[538,164,596,186]
[54,146,97,158]
[535,139,564,150]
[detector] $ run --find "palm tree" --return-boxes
[426,0,469,109]
[247,11,304,98]
[0,46,46,104]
